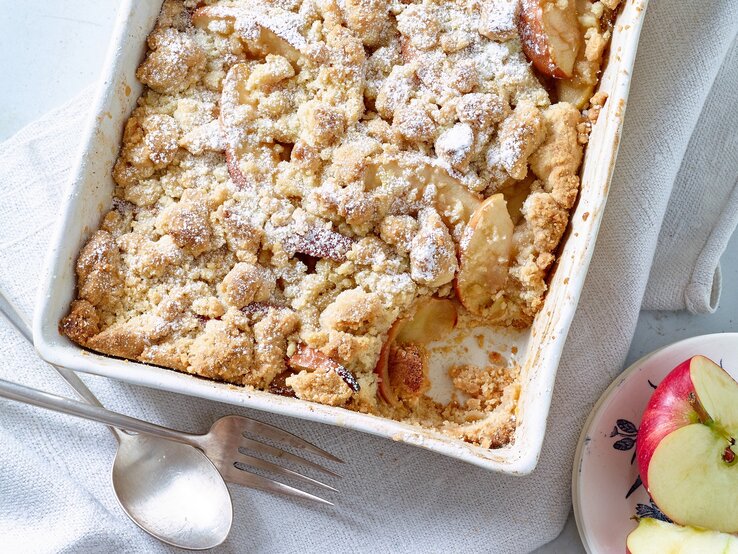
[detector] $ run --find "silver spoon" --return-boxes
[0,295,232,550]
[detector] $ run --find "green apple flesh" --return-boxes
[626,518,738,554]
[637,355,738,532]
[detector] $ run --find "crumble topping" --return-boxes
[61,0,620,448]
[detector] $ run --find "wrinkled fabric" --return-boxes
[0,1,737,552]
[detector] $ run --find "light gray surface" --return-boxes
[4,1,737,552]
[0,0,118,141]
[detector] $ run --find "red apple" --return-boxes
[636,355,738,533]
[518,0,581,79]
[626,517,738,553]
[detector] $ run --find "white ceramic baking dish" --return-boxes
[33,0,648,474]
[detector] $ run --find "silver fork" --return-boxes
[0,293,341,505]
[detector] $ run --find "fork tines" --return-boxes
[236,416,344,463]
[220,415,342,505]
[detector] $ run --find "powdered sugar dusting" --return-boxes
[63,0,594,445]
[283,227,354,262]
[435,123,474,168]
[179,120,225,155]
[479,0,520,41]
[195,4,309,53]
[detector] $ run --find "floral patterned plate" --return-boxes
[572,333,738,553]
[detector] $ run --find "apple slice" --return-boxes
[375,298,457,406]
[220,63,252,189]
[366,160,482,233]
[434,178,483,233]
[268,370,297,397]
[396,297,458,344]
[518,0,581,79]
[556,77,595,110]
[626,518,738,554]
[412,163,483,229]
[375,319,404,406]
[502,175,535,225]
[288,344,360,392]
[454,194,514,316]
[192,4,308,56]
[637,355,738,533]
[224,148,250,189]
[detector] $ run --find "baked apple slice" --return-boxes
[395,297,458,345]
[518,0,581,79]
[555,0,619,109]
[454,194,514,316]
[368,161,482,231]
[626,518,738,554]
[556,78,595,110]
[224,148,250,189]
[288,345,360,392]
[375,298,457,406]
[220,63,252,189]
[502,176,534,225]
[434,178,483,232]
[192,4,307,55]
[375,320,404,406]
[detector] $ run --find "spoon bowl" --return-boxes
[0,293,234,549]
[112,433,233,550]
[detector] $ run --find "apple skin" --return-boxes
[375,318,405,406]
[518,0,567,79]
[288,345,360,392]
[224,147,250,190]
[635,355,738,533]
[636,357,699,490]
[518,0,580,79]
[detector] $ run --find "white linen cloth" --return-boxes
[1,1,737,552]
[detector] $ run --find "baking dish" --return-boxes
[33,0,648,474]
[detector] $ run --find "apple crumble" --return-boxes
[61,0,620,448]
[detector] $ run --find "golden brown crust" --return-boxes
[286,367,354,406]
[188,319,255,383]
[60,300,100,345]
[219,262,275,308]
[75,230,123,309]
[389,343,428,401]
[136,28,206,95]
[156,190,214,256]
[60,0,613,449]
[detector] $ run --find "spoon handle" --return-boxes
[0,375,196,444]
[0,293,103,409]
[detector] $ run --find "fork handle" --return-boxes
[0,376,196,445]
